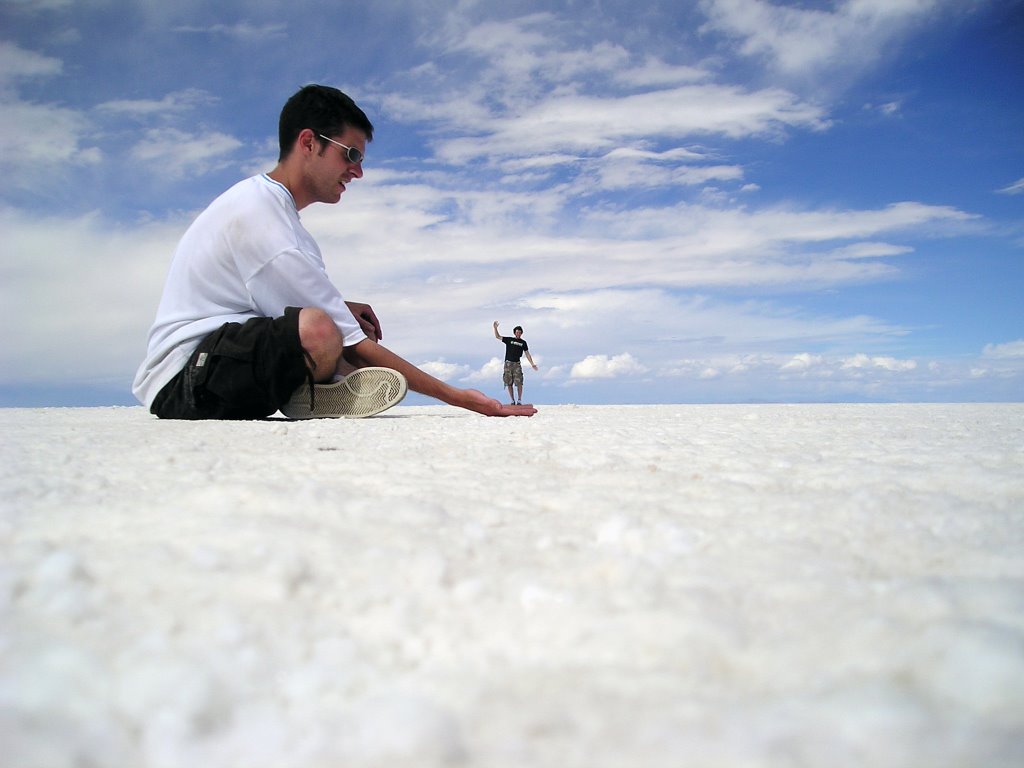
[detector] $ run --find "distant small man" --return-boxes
[493,321,538,405]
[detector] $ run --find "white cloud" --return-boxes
[381,13,829,174]
[417,359,472,381]
[464,357,505,383]
[0,41,62,86]
[129,128,243,179]
[0,102,102,189]
[780,353,823,372]
[661,351,936,403]
[95,89,217,118]
[604,147,709,163]
[570,353,648,379]
[868,100,904,117]
[700,0,951,83]
[172,22,288,43]
[0,43,99,188]
[587,155,745,192]
[613,57,710,88]
[841,353,917,372]
[441,13,632,89]
[2,0,73,10]
[996,178,1024,196]
[582,199,974,246]
[0,206,185,386]
[982,340,1024,359]
[828,242,914,259]
[309,170,976,307]
[428,84,828,164]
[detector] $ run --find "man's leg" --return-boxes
[297,307,344,381]
[280,308,408,419]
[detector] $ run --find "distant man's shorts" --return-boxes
[503,360,524,387]
[151,307,309,420]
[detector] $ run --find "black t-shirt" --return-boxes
[502,336,528,362]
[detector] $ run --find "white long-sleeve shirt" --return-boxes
[132,174,366,408]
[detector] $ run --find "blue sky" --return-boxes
[2,0,1021,406]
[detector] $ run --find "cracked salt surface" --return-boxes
[1,404,1023,767]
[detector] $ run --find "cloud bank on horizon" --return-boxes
[1,0,1021,405]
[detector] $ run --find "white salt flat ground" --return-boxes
[2,403,1023,767]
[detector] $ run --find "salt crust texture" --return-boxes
[1,404,1022,767]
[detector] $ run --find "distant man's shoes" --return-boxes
[281,367,407,419]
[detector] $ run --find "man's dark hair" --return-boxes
[278,84,374,161]
[513,326,523,333]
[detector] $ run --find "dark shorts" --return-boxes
[151,307,309,420]
[503,360,523,387]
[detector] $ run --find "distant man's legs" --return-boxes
[502,360,524,405]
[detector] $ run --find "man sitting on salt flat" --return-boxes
[133,84,536,421]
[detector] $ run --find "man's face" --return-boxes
[514,329,523,338]
[309,126,366,205]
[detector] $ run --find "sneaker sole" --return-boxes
[280,367,408,419]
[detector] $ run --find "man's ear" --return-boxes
[299,128,318,156]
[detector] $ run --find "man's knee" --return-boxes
[298,307,342,380]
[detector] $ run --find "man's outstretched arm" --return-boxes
[493,320,502,340]
[345,338,537,417]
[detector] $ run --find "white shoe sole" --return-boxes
[280,367,408,419]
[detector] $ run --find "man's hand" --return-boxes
[346,301,382,341]
[457,388,537,417]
